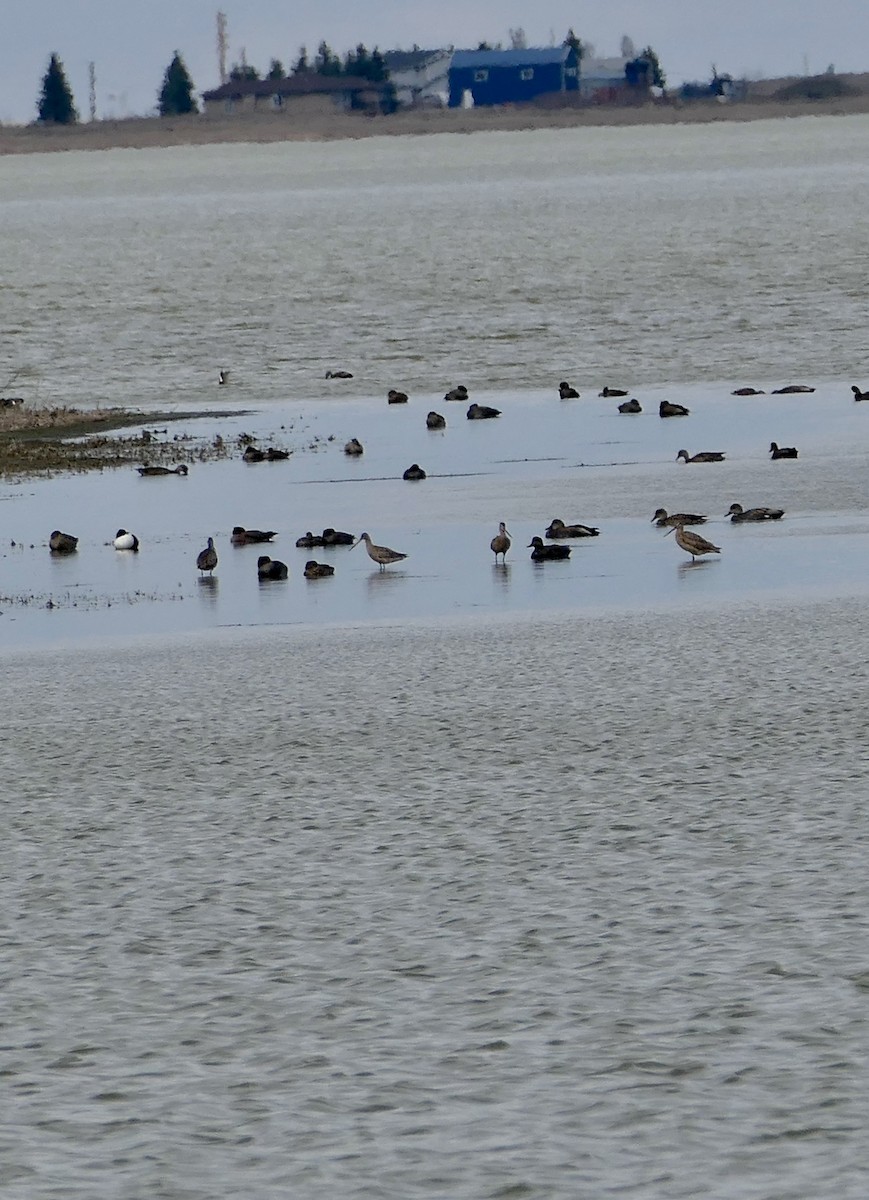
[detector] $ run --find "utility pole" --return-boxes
[88,61,96,121]
[217,11,228,84]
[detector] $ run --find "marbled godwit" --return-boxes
[528,536,571,561]
[651,508,707,528]
[545,518,599,538]
[426,411,446,429]
[231,527,277,544]
[113,529,139,551]
[665,523,721,561]
[49,530,78,554]
[467,402,500,420]
[137,464,188,476]
[402,463,426,480]
[769,441,798,459]
[444,385,469,402]
[727,503,784,522]
[600,386,629,397]
[196,537,218,575]
[558,381,580,399]
[618,398,642,413]
[257,555,288,580]
[304,560,335,579]
[356,532,407,570]
[660,400,690,417]
[344,438,364,456]
[490,522,511,563]
[676,449,726,463]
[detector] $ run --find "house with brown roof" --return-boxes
[201,74,393,118]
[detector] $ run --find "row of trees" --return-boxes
[231,42,390,84]
[36,50,197,124]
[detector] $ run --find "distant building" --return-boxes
[578,57,633,102]
[382,49,452,108]
[447,47,580,108]
[200,74,392,117]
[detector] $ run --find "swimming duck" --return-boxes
[727,503,785,522]
[344,438,364,456]
[676,449,726,463]
[665,522,721,561]
[243,445,265,463]
[600,386,629,397]
[355,532,408,569]
[732,386,765,395]
[444,385,469,402]
[321,528,355,546]
[257,555,288,580]
[558,381,580,399]
[295,531,325,548]
[402,463,426,481]
[467,402,501,420]
[851,385,869,402]
[651,507,707,528]
[426,411,446,429]
[49,530,78,554]
[265,447,290,461]
[528,536,571,561]
[325,369,353,379]
[137,464,188,476]
[772,384,814,394]
[196,537,218,575]
[545,518,600,539]
[618,398,642,413]
[231,526,277,544]
[304,560,335,579]
[769,441,798,459]
[490,521,511,563]
[387,389,409,404]
[113,529,139,551]
[660,400,690,417]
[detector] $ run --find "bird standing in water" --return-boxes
[197,537,218,575]
[355,532,407,570]
[490,522,511,563]
[666,522,721,561]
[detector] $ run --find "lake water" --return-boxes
[2,116,869,1199]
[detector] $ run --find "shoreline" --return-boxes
[3,94,869,156]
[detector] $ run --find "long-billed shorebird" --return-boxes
[665,522,721,561]
[196,536,218,575]
[651,508,707,528]
[676,449,726,463]
[490,522,511,563]
[355,532,407,570]
[727,503,784,522]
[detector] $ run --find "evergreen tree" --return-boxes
[158,51,198,115]
[267,59,286,80]
[638,46,666,88]
[293,46,310,74]
[37,52,78,124]
[228,62,259,82]
[563,29,585,61]
[315,41,342,76]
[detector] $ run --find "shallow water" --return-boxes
[2,117,869,1198]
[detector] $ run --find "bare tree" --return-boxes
[621,35,636,59]
[509,27,528,50]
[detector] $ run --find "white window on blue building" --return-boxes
[474,69,488,82]
[520,68,534,81]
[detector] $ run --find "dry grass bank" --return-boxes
[3,85,869,156]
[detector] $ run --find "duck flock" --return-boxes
[38,375,869,586]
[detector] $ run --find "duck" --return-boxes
[231,526,277,544]
[660,400,690,417]
[243,445,265,462]
[528,536,571,561]
[467,402,501,420]
[113,528,139,551]
[196,536,218,575]
[851,385,869,402]
[49,530,78,554]
[218,369,229,385]
[402,463,426,481]
[444,385,469,402]
[426,411,446,429]
[600,386,629,397]
[264,447,290,461]
[617,398,642,413]
[727,502,785,522]
[772,384,814,394]
[295,531,324,548]
[257,555,288,580]
[558,381,580,399]
[355,531,408,570]
[325,369,353,379]
[545,518,600,539]
[665,522,721,561]
[387,389,409,404]
[769,441,798,459]
[676,449,726,463]
[490,521,511,563]
[732,386,765,395]
[651,507,707,528]
[304,560,335,579]
[321,528,355,546]
[137,463,188,476]
[344,438,364,456]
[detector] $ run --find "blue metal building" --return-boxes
[448,47,580,108]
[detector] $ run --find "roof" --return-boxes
[201,75,385,102]
[382,49,451,73]
[451,47,572,70]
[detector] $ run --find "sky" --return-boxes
[2,0,869,125]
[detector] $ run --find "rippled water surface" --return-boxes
[2,117,869,1198]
